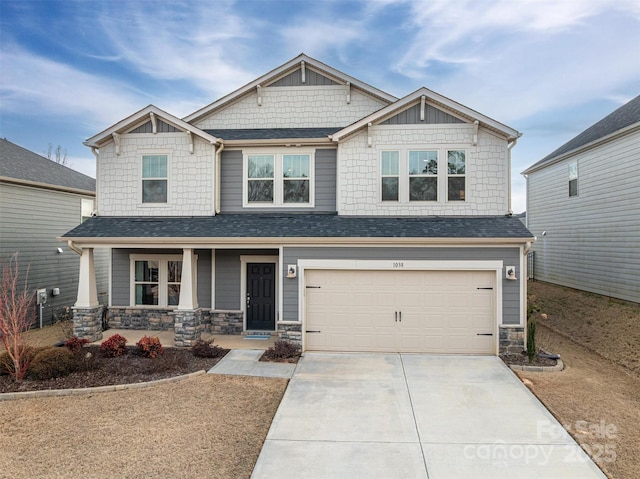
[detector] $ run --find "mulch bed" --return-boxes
[500,352,558,367]
[0,346,228,393]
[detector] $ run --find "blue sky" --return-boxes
[1,0,639,213]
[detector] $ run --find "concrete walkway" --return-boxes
[251,353,606,479]
[208,349,296,379]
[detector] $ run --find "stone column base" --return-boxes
[499,326,525,354]
[173,309,204,347]
[278,323,302,346]
[72,305,104,342]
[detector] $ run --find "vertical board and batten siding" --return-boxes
[527,129,640,302]
[219,148,337,213]
[381,103,465,125]
[129,119,180,134]
[269,68,339,87]
[111,249,212,307]
[282,246,521,324]
[0,183,108,325]
[214,249,279,310]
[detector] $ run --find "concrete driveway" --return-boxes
[252,353,606,479]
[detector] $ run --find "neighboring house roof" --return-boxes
[183,53,398,124]
[63,214,533,242]
[523,95,640,174]
[84,105,221,148]
[0,138,95,193]
[331,87,521,142]
[203,127,342,141]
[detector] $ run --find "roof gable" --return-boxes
[331,87,520,141]
[524,95,640,173]
[84,105,220,148]
[0,139,95,192]
[183,53,398,125]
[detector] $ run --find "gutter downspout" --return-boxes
[67,240,82,255]
[507,136,519,215]
[215,140,225,215]
[90,147,99,215]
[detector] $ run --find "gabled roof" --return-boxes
[0,138,95,193]
[523,95,640,174]
[62,214,533,243]
[332,87,521,141]
[84,105,220,148]
[183,53,398,124]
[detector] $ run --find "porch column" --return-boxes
[75,247,98,308]
[178,248,198,310]
[72,247,103,341]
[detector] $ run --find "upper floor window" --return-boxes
[381,148,465,203]
[568,161,578,197]
[447,150,466,201]
[244,150,314,207]
[81,198,94,222]
[142,155,168,203]
[130,255,185,307]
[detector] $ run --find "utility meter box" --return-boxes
[36,288,47,305]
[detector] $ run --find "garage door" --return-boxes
[305,269,496,354]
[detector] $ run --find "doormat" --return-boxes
[244,335,271,340]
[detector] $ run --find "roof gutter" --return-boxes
[507,136,520,215]
[0,176,95,196]
[220,137,334,147]
[67,240,83,255]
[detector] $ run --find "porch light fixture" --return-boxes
[287,265,297,278]
[505,266,517,281]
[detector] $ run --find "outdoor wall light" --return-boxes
[57,247,64,253]
[505,266,518,281]
[287,265,297,278]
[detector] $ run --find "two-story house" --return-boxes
[62,54,533,354]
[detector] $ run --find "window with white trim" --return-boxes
[81,198,94,222]
[142,154,168,203]
[409,150,438,201]
[568,161,578,197]
[447,150,466,201]
[381,151,399,201]
[244,151,314,207]
[130,255,187,307]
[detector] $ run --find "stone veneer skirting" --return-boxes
[72,305,104,342]
[499,326,525,354]
[278,323,302,345]
[107,308,174,330]
[204,311,243,335]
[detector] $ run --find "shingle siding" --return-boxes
[527,127,640,302]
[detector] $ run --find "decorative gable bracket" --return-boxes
[149,112,158,134]
[346,82,351,104]
[473,120,479,146]
[257,84,262,106]
[112,132,121,156]
[186,131,194,154]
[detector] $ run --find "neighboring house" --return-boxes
[63,54,534,354]
[0,139,108,326]
[523,95,640,303]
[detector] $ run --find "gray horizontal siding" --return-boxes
[220,148,336,213]
[381,103,464,125]
[527,129,640,302]
[130,119,180,133]
[282,246,521,324]
[0,183,107,325]
[270,68,338,87]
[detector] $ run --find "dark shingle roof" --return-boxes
[203,128,342,140]
[526,95,640,171]
[0,139,95,191]
[63,214,533,239]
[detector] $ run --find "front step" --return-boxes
[243,330,279,337]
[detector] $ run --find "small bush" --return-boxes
[1,347,44,376]
[191,338,227,358]
[29,347,77,380]
[136,336,164,358]
[144,349,188,374]
[64,336,90,354]
[262,339,301,362]
[101,334,128,357]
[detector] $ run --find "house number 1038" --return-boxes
[392,262,405,268]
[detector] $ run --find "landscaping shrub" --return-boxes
[191,338,227,358]
[262,339,301,361]
[64,336,90,354]
[136,336,164,358]
[101,333,128,357]
[29,347,76,380]
[144,349,188,374]
[527,316,537,364]
[1,347,44,376]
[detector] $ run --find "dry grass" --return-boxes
[0,374,288,479]
[520,282,640,479]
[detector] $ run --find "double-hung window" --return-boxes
[142,155,168,203]
[131,255,186,307]
[245,151,314,207]
[409,150,438,201]
[568,161,578,197]
[381,151,400,201]
[447,150,466,201]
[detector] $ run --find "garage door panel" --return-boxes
[305,269,496,354]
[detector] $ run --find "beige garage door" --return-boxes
[305,269,496,354]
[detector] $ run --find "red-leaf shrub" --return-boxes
[101,334,128,357]
[261,340,301,362]
[64,336,90,354]
[136,335,164,358]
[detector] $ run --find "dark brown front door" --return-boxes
[246,263,276,330]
